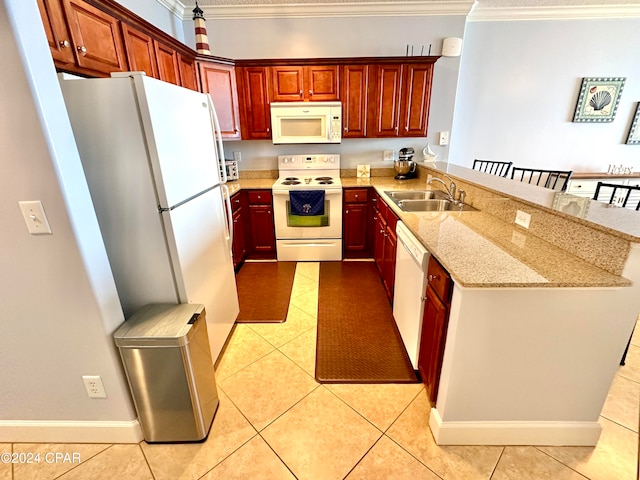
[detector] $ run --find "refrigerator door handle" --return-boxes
[222,184,234,248]
[206,94,228,185]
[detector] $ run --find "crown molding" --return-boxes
[468,5,640,21]
[182,1,476,20]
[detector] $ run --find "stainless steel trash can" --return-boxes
[114,303,219,442]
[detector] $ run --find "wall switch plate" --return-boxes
[438,131,449,146]
[383,150,394,162]
[19,201,52,235]
[515,210,531,229]
[233,151,241,162]
[82,375,107,398]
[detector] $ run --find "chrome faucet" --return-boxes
[427,175,457,202]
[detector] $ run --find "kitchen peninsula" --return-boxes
[232,161,639,446]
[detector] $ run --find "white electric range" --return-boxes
[272,154,342,261]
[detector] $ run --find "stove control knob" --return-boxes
[290,157,296,163]
[328,156,335,163]
[321,156,328,163]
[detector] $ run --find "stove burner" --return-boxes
[281,180,301,185]
[285,177,299,181]
[315,176,333,181]
[317,180,334,185]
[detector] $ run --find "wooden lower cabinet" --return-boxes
[418,256,452,406]
[343,188,370,258]
[371,191,398,301]
[230,191,249,270]
[247,190,276,257]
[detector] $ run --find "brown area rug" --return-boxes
[235,262,296,323]
[316,262,419,383]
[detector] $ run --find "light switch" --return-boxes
[19,201,52,235]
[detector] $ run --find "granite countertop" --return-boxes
[228,176,630,289]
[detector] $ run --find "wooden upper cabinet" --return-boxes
[178,54,198,91]
[153,40,180,85]
[38,0,75,65]
[62,0,127,75]
[371,64,403,137]
[198,62,241,139]
[237,66,272,140]
[401,63,434,136]
[341,65,368,138]
[121,24,157,78]
[271,65,339,101]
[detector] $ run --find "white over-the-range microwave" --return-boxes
[270,101,342,144]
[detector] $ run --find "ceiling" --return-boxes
[182,0,640,20]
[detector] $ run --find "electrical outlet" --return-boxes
[515,210,531,229]
[82,375,107,398]
[233,151,241,162]
[438,131,449,146]
[383,150,394,162]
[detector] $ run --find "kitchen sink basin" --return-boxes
[384,190,448,201]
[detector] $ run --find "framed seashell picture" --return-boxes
[626,103,640,145]
[573,77,626,123]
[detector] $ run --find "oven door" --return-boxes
[272,189,342,239]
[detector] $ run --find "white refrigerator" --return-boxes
[60,72,239,364]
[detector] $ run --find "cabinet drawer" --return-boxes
[230,191,244,212]
[344,188,368,203]
[247,190,272,205]
[427,257,451,304]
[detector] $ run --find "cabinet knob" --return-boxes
[299,89,303,96]
[345,209,349,213]
[77,45,87,55]
[309,89,313,95]
[354,194,359,199]
[59,40,70,48]
[428,274,441,281]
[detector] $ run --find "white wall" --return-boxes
[0,0,136,437]
[189,15,467,169]
[449,18,640,172]
[117,0,186,42]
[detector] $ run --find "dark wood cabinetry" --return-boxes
[271,65,339,102]
[343,188,370,258]
[247,190,276,257]
[177,54,197,91]
[371,191,398,301]
[230,191,248,270]
[153,39,180,85]
[198,62,241,139]
[121,24,157,78]
[38,0,75,66]
[341,65,369,138]
[418,256,452,406]
[237,66,272,140]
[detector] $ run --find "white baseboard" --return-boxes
[0,419,143,444]
[429,408,602,446]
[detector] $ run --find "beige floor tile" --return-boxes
[57,444,151,480]
[539,417,638,480]
[294,262,320,281]
[346,435,441,479]
[279,327,318,377]
[249,304,316,348]
[290,273,319,300]
[492,446,588,480]
[326,382,424,431]
[386,390,503,480]
[219,349,318,431]
[201,435,295,480]
[141,390,256,480]
[261,386,382,480]
[0,444,11,480]
[289,289,318,318]
[618,344,640,383]
[601,374,640,433]
[630,317,640,347]
[214,324,275,381]
[12,443,110,480]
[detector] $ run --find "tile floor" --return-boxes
[3,261,639,480]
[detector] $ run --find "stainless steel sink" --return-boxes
[384,190,448,201]
[397,199,477,212]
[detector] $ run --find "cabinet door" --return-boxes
[199,62,241,139]
[63,0,127,74]
[401,63,433,136]
[418,286,449,407]
[344,203,368,255]
[271,66,305,101]
[306,65,339,101]
[382,226,397,300]
[371,64,403,137]
[153,40,180,85]
[232,207,247,270]
[341,65,368,138]
[249,205,275,253]
[121,24,157,78]
[178,54,198,91]
[38,0,75,65]
[238,67,272,140]
[373,210,386,276]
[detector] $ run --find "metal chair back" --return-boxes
[510,167,573,192]
[593,182,640,210]
[472,159,512,177]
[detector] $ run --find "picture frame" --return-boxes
[626,103,640,145]
[573,77,625,123]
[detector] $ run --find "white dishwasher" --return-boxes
[393,221,430,369]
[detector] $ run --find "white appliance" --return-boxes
[272,154,342,261]
[60,72,239,365]
[393,221,430,369]
[270,102,342,144]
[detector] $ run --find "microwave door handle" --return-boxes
[206,94,228,184]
